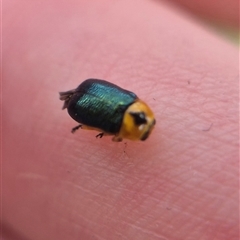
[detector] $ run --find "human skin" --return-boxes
[2,0,239,240]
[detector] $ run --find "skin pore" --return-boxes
[3,0,238,240]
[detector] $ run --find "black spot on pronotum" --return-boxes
[141,129,150,141]
[141,119,156,141]
[129,112,147,125]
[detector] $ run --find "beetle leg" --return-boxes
[71,124,82,133]
[112,135,123,142]
[96,132,104,138]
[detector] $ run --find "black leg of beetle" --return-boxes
[96,132,104,139]
[71,125,82,133]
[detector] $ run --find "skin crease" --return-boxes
[2,0,239,240]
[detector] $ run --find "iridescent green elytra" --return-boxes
[60,79,138,134]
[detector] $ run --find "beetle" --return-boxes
[59,79,155,141]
